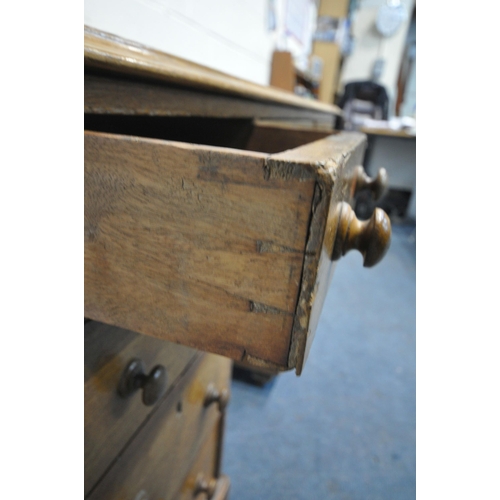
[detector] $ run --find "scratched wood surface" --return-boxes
[85,131,316,368]
[84,26,341,117]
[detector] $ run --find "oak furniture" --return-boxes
[85,320,231,499]
[84,26,392,499]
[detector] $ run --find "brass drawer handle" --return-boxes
[204,384,230,412]
[117,358,167,406]
[353,166,388,201]
[328,201,391,268]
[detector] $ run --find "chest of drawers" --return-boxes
[85,320,231,499]
[84,26,391,499]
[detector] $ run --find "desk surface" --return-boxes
[84,26,341,117]
[360,127,416,139]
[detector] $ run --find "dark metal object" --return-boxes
[117,358,167,406]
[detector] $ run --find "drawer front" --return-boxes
[175,424,230,500]
[86,352,232,500]
[84,321,199,495]
[85,130,390,374]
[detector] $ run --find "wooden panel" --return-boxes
[84,131,316,368]
[313,41,342,104]
[244,120,334,154]
[87,353,232,500]
[175,425,227,500]
[360,126,416,139]
[85,73,335,124]
[270,51,295,92]
[84,321,199,495]
[251,119,335,132]
[85,129,368,373]
[84,26,341,116]
[267,132,367,373]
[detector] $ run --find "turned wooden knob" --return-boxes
[117,359,167,406]
[329,202,391,267]
[204,384,230,411]
[353,166,388,200]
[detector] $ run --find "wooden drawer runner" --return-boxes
[84,321,199,495]
[86,352,232,500]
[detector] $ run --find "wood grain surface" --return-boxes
[360,126,416,139]
[175,425,223,500]
[84,129,368,373]
[84,26,341,116]
[85,73,335,125]
[244,120,334,154]
[268,132,367,373]
[85,131,315,368]
[84,321,199,495]
[86,353,232,500]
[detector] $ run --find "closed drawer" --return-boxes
[176,425,230,500]
[84,321,199,495]
[86,352,232,500]
[84,29,392,376]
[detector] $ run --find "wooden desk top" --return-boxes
[84,26,341,117]
[359,127,416,139]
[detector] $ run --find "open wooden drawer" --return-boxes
[84,28,391,375]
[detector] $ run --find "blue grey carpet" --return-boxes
[222,224,416,500]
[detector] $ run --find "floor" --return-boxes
[222,223,416,500]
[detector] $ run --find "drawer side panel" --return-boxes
[84,132,315,367]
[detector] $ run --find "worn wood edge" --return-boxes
[266,132,367,374]
[84,26,341,116]
[253,119,336,132]
[84,129,270,162]
[360,126,416,139]
[240,351,288,372]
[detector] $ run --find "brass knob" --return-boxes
[194,474,217,498]
[353,166,388,200]
[204,384,230,411]
[117,359,167,406]
[328,201,391,267]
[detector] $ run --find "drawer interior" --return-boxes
[84,114,336,154]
